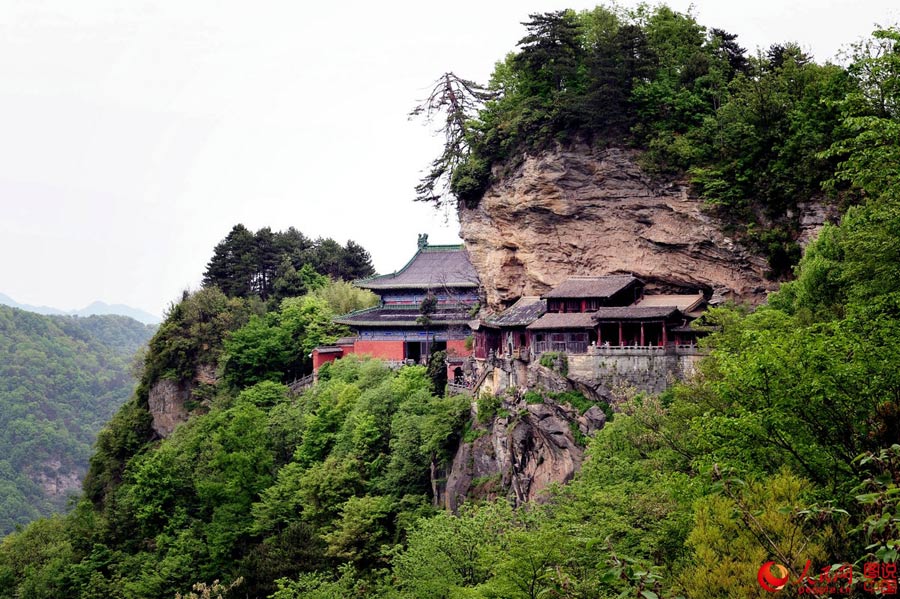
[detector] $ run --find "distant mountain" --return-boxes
[0,293,161,325]
[0,292,66,316]
[0,305,154,534]
[71,300,161,325]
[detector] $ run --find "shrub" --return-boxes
[476,394,501,425]
[539,352,568,377]
[524,390,544,405]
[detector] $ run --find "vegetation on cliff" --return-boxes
[3,168,899,598]
[0,308,153,535]
[84,228,378,510]
[417,5,899,275]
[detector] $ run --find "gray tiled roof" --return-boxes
[483,297,546,327]
[356,245,480,290]
[526,312,597,330]
[542,275,639,299]
[316,336,358,351]
[635,293,705,312]
[591,306,680,321]
[334,306,472,327]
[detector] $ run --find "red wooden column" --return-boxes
[618,322,624,346]
[581,299,587,312]
[662,322,667,347]
[597,325,602,345]
[640,322,645,346]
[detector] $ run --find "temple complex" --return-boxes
[313,241,711,394]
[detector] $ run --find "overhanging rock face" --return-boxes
[458,145,781,310]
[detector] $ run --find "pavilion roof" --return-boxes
[526,312,597,330]
[542,275,640,299]
[591,306,680,321]
[482,297,546,328]
[356,244,479,290]
[334,305,471,327]
[634,292,705,312]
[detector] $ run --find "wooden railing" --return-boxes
[533,341,589,355]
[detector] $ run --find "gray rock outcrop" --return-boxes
[438,391,607,511]
[459,145,781,309]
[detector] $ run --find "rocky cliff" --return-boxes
[147,364,217,438]
[458,145,821,309]
[437,389,606,511]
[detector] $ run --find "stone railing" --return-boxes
[447,383,474,397]
[531,344,708,358]
[591,344,666,356]
[673,344,706,356]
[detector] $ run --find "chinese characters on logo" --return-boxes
[757,560,897,595]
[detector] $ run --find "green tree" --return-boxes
[309,279,378,316]
[679,471,834,599]
[393,502,515,598]
[514,10,585,100]
[202,224,257,298]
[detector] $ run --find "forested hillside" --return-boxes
[0,307,153,534]
[1,5,899,599]
[4,195,899,597]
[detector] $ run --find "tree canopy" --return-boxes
[203,225,375,302]
[0,308,153,534]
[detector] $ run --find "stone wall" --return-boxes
[568,347,703,399]
[475,347,703,401]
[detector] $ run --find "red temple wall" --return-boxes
[352,340,405,361]
[446,338,470,358]
[312,350,342,370]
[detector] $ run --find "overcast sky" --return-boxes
[0,0,897,318]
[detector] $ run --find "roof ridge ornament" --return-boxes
[417,233,429,249]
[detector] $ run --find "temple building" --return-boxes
[312,237,480,371]
[472,296,546,360]
[543,275,642,312]
[314,242,710,381]
[474,275,708,358]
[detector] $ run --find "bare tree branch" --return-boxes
[410,72,495,206]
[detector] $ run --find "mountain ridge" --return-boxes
[0,292,161,325]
